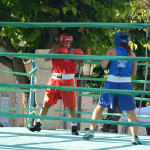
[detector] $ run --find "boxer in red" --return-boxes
[29,33,84,135]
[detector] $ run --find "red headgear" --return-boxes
[59,34,73,46]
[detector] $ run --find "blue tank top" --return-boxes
[108,46,133,77]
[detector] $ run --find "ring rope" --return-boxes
[0,107,35,111]
[0,107,150,119]
[0,22,150,28]
[79,93,150,102]
[1,53,150,61]
[0,111,150,128]
[1,83,150,96]
[55,110,150,118]
[84,61,150,66]
[0,88,35,92]
[76,77,150,84]
[0,67,37,77]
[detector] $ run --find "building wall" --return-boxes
[0,60,33,127]
[0,63,20,126]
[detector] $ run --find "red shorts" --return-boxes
[43,78,78,108]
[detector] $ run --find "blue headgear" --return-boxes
[114,32,130,47]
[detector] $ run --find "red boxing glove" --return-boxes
[55,47,68,54]
[72,48,84,55]
[72,48,84,63]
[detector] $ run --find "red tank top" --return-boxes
[51,58,76,74]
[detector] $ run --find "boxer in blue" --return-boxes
[83,32,142,145]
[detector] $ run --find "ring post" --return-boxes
[28,60,36,127]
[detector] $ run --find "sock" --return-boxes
[37,119,43,124]
[71,123,77,127]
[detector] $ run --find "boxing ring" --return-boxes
[0,22,150,149]
[0,127,150,150]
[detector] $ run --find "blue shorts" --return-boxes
[99,81,136,111]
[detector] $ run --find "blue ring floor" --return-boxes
[0,127,149,150]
